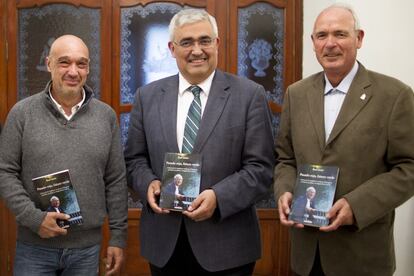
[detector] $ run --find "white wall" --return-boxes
[303,1,414,276]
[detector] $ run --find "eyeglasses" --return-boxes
[174,37,216,49]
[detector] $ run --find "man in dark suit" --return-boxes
[125,8,275,275]
[46,196,68,228]
[290,187,316,223]
[275,4,414,276]
[46,196,65,213]
[161,174,185,208]
[163,174,184,197]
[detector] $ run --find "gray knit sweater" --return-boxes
[0,82,128,248]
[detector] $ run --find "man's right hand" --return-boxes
[38,212,70,238]
[147,180,169,214]
[278,192,304,228]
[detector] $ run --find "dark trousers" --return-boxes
[150,223,255,276]
[293,244,325,276]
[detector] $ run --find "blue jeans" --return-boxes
[14,241,100,276]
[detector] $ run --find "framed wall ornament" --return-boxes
[18,4,101,99]
[238,2,284,140]
[236,2,285,208]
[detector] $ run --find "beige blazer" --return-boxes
[275,63,414,276]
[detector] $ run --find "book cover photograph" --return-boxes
[159,153,202,211]
[32,169,83,228]
[289,164,339,227]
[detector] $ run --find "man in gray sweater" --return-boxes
[0,35,128,275]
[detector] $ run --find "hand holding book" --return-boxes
[146,180,170,214]
[159,153,201,212]
[278,192,305,228]
[319,198,354,232]
[287,164,339,228]
[183,189,217,222]
[32,169,83,229]
[38,212,70,238]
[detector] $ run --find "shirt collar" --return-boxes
[324,61,359,95]
[178,71,216,96]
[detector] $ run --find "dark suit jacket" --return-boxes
[160,181,182,208]
[125,70,275,271]
[275,63,414,276]
[291,195,315,220]
[163,181,179,196]
[46,206,64,213]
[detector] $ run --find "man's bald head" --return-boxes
[48,35,89,60]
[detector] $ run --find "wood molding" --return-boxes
[6,0,17,110]
[0,201,9,275]
[119,0,207,8]
[0,0,7,123]
[15,0,104,8]
[99,0,112,105]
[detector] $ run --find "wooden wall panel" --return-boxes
[0,0,7,123]
[0,201,10,275]
[255,210,291,276]
[100,209,291,276]
[121,211,151,275]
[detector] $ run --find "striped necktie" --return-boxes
[182,85,202,153]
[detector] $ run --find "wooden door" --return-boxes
[0,0,7,122]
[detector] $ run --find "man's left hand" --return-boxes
[183,189,217,222]
[320,198,354,232]
[105,246,124,275]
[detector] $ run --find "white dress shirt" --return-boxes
[324,62,358,142]
[177,71,215,152]
[306,198,311,209]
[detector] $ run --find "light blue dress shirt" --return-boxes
[324,62,359,142]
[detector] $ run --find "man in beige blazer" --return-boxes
[275,4,414,276]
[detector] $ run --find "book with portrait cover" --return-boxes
[159,153,202,211]
[32,169,83,228]
[288,164,339,227]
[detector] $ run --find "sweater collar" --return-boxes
[42,80,95,120]
[43,81,94,105]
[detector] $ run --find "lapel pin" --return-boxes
[360,93,366,100]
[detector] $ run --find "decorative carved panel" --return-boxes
[18,4,101,99]
[234,1,289,208]
[120,3,181,105]
[238,2,284,140]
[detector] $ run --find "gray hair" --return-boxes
[174,174,183,180]
[325,3,361,30]
[50,196,59,202]
[306,187,316,193]
[169,9,218,41]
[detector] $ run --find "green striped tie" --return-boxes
[182,85,202,153]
